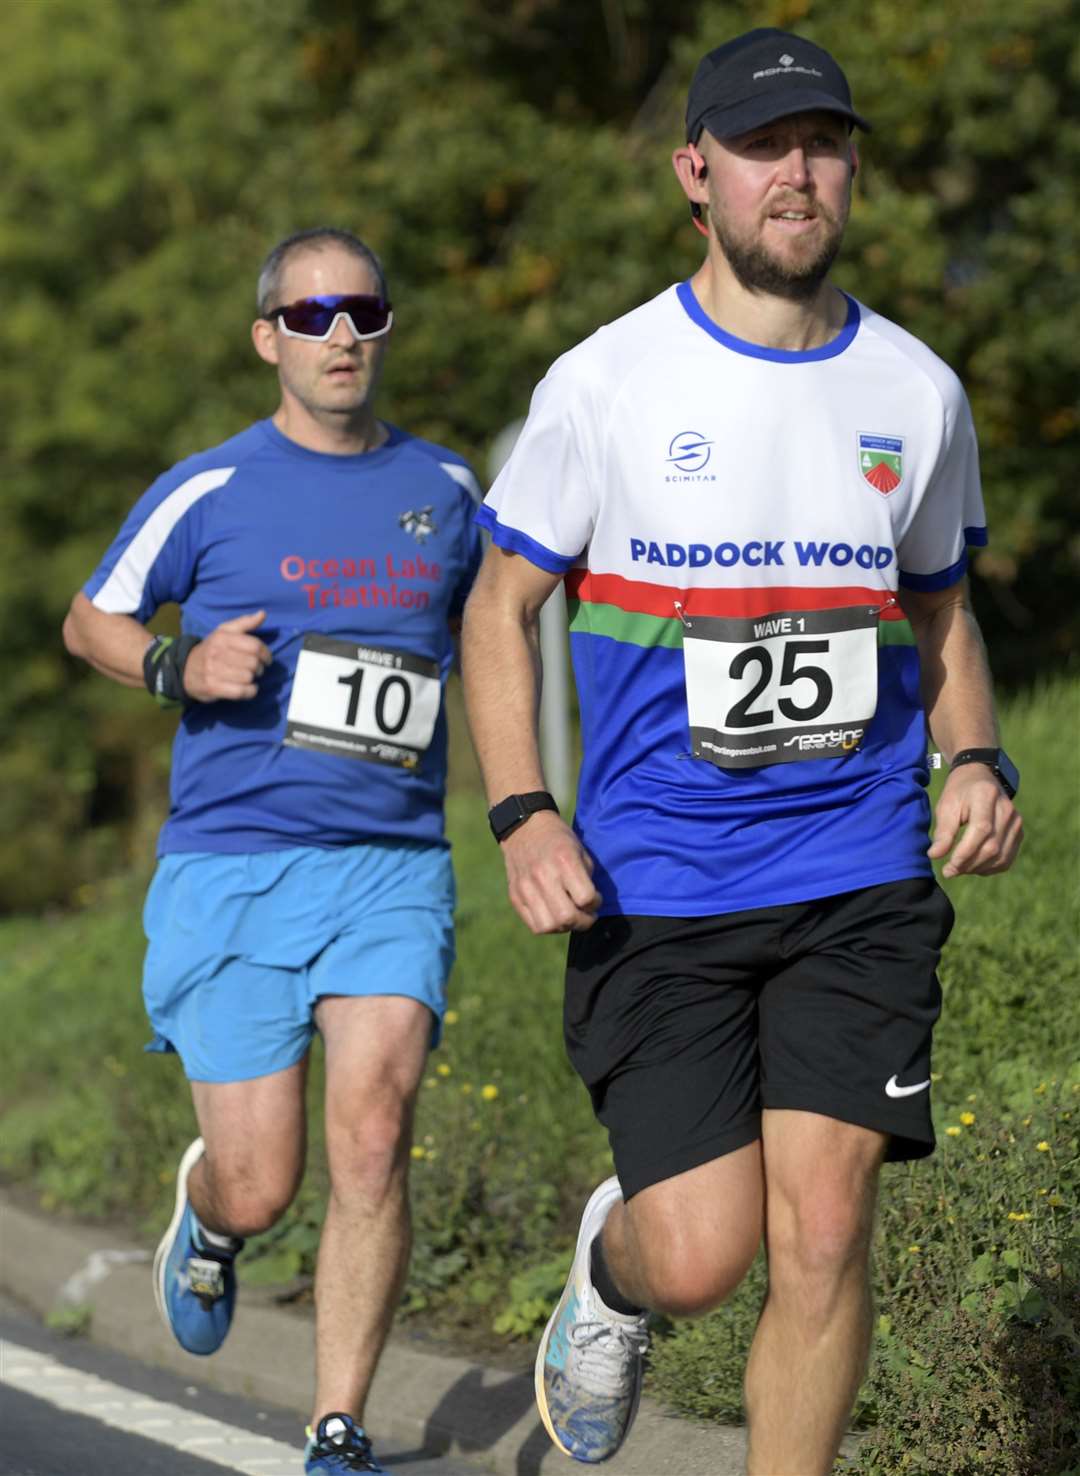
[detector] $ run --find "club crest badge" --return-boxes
[399,506,437,542]
[858,434,904,496]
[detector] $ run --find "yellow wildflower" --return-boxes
[410,1145,425,1160]
[444,1010,460,1025]
[437,1063,452,1077]
[1036,1141,1050,1152]
[1007,1212,1031,1222]
[1047,1195,1064,1207]
[1022,1116,1032,1126]
[930,1072,943,1083]
[945,1126,962,1137]
[1034,1081,1047,1095]
[960,1111,975,1126]
[966,1093,978,1103]
[907,1244,921,1254]
[481,1083,499,1101]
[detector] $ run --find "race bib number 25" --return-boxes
[284,634,440,769]
[682,605,880,768]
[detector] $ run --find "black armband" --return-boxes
[143,634,202,709]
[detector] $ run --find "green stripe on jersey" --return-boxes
[567,598,682,649]
[878,617,916,647]
[569,598,916,651]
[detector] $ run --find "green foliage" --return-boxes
[492,1253,572,1338]
[45,1302,93,1339]
[850,1085,1079,1474]
[1,0,1076,908]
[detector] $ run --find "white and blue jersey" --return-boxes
[86,419,483,855]
[479,282,988,917]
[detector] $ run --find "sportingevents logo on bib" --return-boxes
[858,433,905,496]
[666,430,716,483]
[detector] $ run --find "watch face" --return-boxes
[996,750,1020,797]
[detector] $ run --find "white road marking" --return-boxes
[0,1340,300,1473]
[57,1248,151,1306]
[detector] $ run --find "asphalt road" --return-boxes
[0,1293,487,1476]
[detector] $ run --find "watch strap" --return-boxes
[950,747,1018,799]
[488,790,559,843]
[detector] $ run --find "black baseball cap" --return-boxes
[686,28,871,144]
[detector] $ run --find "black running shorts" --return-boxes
[564,879,955,1200]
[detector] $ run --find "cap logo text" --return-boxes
[753,61,824,80]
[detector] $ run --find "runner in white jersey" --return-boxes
[63,228,482,1476]
[462,29,1022,1476]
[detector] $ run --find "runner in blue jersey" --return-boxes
[462,32,1023,1476]
[63,227,482,1476]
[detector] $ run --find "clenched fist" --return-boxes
[183,611,273,702]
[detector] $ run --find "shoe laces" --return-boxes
[567,1316,649,1397]
[310,1414,380,1471]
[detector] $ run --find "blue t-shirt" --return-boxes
[85,419,483,855]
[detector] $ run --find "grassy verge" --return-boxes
[2,678,1077,1473]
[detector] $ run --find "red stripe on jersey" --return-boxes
[564,570,904,620]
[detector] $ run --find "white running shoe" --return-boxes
[534,1176,649,1463]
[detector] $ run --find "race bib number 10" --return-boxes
[682,605,880,768]
[285,634,440,769]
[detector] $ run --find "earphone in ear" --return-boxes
[684,143,710,235]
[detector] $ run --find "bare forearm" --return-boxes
[904,588,999,760]
[462,588,548,804]
[62,592,151,688]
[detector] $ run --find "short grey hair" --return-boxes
[256,228,388,316]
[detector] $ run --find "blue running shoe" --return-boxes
[304,1413,388,1472]
[535,1176,649,1463]
[152,1138,242,1356]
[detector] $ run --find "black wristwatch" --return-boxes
[950,747,1019,799]
[488,791,559,843]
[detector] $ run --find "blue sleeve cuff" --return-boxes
[898,552,968,592]
[474,506,579,575]
[898,526,987,592]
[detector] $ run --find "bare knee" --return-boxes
[768,1194,874,1307]
[198,1152,301,1237]
[634,1223,760,1319]
[326,1096,414,1208]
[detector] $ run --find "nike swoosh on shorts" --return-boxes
[885,1075,931,1098]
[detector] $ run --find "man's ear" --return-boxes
[672,142,710,203]
[850,140,860,178]
[252,317,280,366]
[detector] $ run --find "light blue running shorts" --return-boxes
[142,841,456,1083]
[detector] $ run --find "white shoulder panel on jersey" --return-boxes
[855,302,967,416]
[439,461,483,505]
[93,465,236,614]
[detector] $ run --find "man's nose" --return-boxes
[777,145,810,190]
